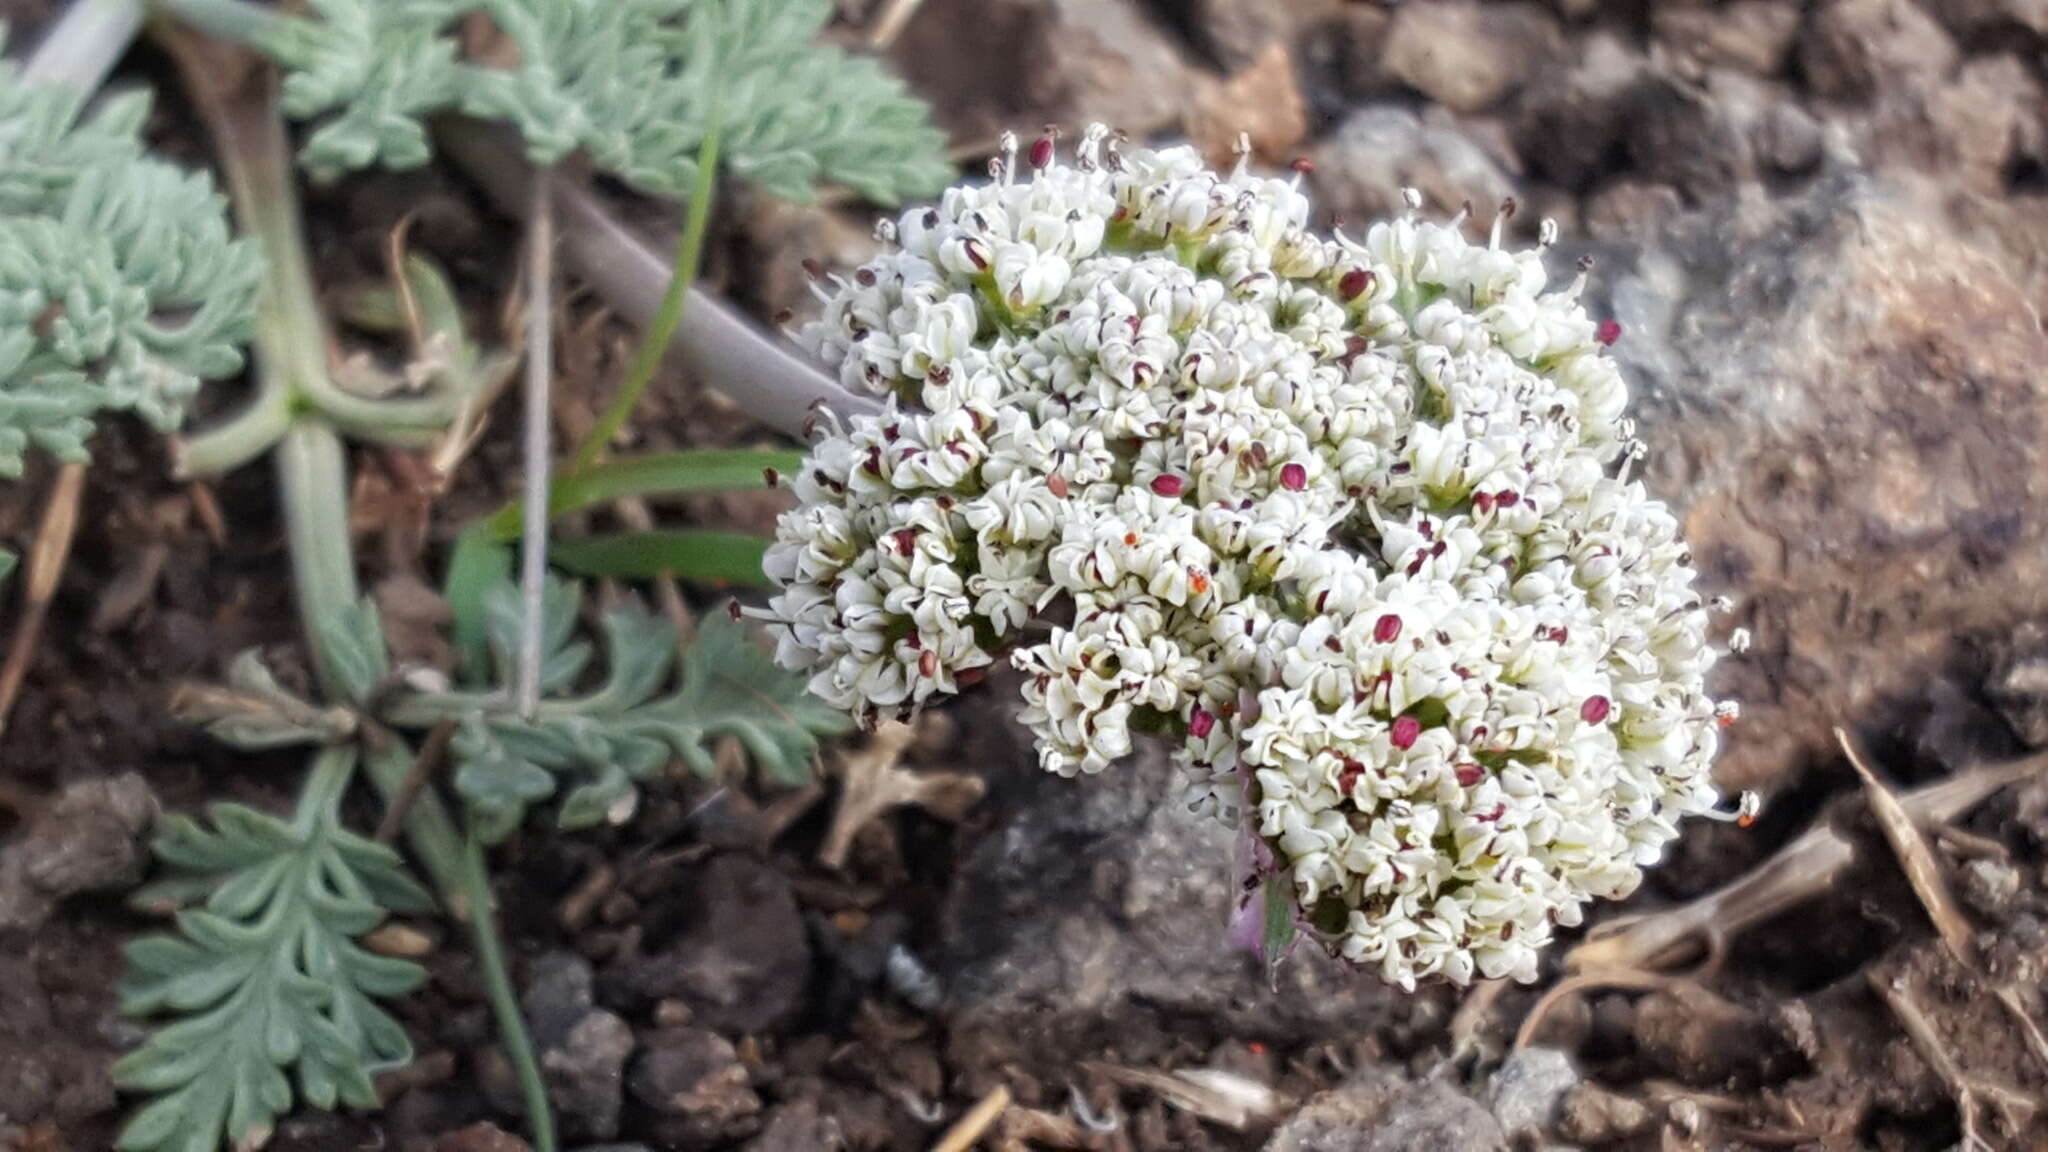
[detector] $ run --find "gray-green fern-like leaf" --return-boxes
[388,576,848,843]
[227,0,952,204]
[0,45,260,477]
[113,747,432,1152]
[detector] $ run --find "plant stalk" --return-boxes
[20,0,143,91]
[462,829,559,1152]
[515,171,555,719]
[159,25,468,898]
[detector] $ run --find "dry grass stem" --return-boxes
[1836,727,1974,962]
[1567,752,2048,974]
[0,462,87,744]
[929,1084,1011,1152]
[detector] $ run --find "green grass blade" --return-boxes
[565,84,722,473]
[481,448,800,541]
[549,530,769,585]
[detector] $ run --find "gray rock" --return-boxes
[1923,0,2048,36]
[628,1027,762,1145]
[1758,101,1824,174]
[1556,1083,1654,1144]
[1588,168,2048,796]
[521,952,635,1139]
[1484,1047,1578,1141]
[607,854,812,1035]
[1157,0,1346,71]
[1798,0,1956,102]
[1960,858,2024,920]
[889,0,1196,144]
[1314,105,1517,223]
[1652,1,1800,77]
[523,952,598,1051]
[1380,2,1563,113]
[1584,179,1685,243]
[1267,1073,1506,1152]
[0,772,155,933]
[544,1010,635,1140]
[1624,73,1754,201]
[941,711,1403,1048]
[1991,623,2048,746]
[741,1098,845,1152]
[1513,32,1644,191]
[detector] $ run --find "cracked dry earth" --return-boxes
[7,0,2048,1149]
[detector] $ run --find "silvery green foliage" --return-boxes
[112,749,432,1152]
[395,577,846,843]
[256,0,954,203]
[0,50,259,476]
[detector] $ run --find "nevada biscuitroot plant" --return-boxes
[762,127,1758,990]
[2,2,948,1149]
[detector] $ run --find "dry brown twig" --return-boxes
[1868,970,2035,1151]
[1081,1062,1285,1131]
[1565,750,2048,975]
[819,720,985,869]
[928,1084,1010,1152]
[1837,728,1975,961]
[1836,728,2048,1077]
[0,462,86,744]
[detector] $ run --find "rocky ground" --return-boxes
[5,0,2048,1149]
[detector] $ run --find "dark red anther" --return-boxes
[1291,157,1314,175]
[855,268,877,287]
[1474,491,1496,516]
[1455,763,1484,787]
[1581,695,1612,725]
[1338,268,1373,301]
[1029,134,1055,170]
[1597,319,1622,346]
[774,308,795,325]
[1189,707,1216,739]
[726,600,743,621]
[1374,614,1402,643]
[801,258,825,281]
[1047,473,1071,498]
[964,237,989,270]
[763,467,780,487]
[1280,462,1307,491]
[1496,490,1520,508]
[891,529,917,557]
[1391,715,1422,750]
[1338,759,1364,796]
[919,649,939,677]
[1150,474,1185,497]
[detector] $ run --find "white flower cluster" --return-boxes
[764,127,1744,989]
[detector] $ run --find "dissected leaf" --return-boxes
[0,40,260,477]
[388,575,847,842]
[219,0,952,204]
[115,748,431,1152]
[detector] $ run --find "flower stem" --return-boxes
[462,827,558,1152]
[515,170,555,719]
